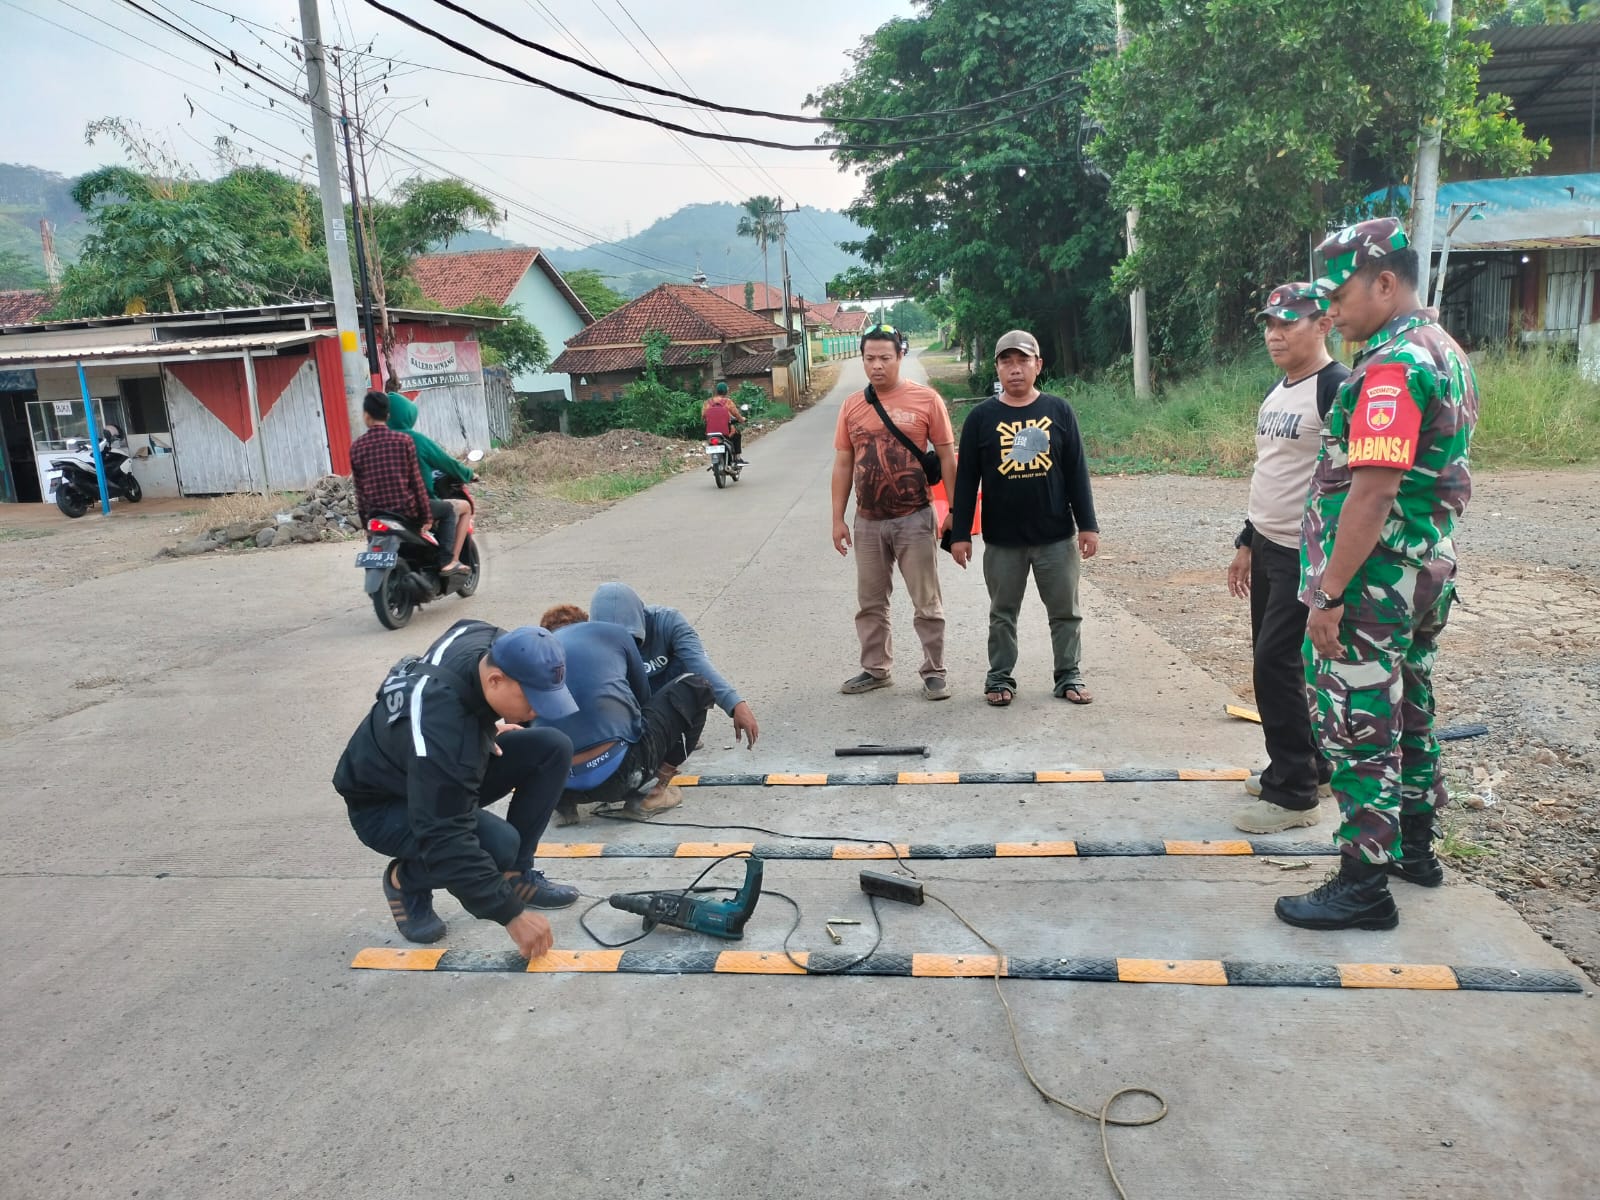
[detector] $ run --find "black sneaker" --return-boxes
[382,859,445,943]
[505,867,580,910]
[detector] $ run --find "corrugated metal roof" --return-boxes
[0,328,336,369]
[1475,23,1600,131]
[1364,173,1600,249]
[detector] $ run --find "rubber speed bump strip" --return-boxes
[350,948,1584,993]
[534,838,1339,860]
[667,768,1254,787]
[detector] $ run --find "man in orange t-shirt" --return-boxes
[830,324,957,700]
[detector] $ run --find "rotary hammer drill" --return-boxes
[608,856,764,940]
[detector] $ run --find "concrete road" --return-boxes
[1,355,1595,1200]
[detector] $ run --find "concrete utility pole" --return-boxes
[1115,2,1152,399]
[776,203,804,394]
[299,0,373,440]
[1412,0,1453,305]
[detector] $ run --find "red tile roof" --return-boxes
[706,281,800,313]
[562,284,783,349]
[409,248,594,324]
[831,308,869,333]
[0,290,53,325]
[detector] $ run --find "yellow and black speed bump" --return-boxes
[350,947,1584,993]
[535,838,1338,860]
[670,768,1252,788]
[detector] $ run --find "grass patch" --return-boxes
[552,466,674,504]
[0,527,52,542]
[1439,823,1495,861]
[181,492,296,536]
[935,344,1600,477]
[1470,346,1600,468]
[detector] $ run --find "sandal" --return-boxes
[985,688,1013,707]
[1057,684,1093,705]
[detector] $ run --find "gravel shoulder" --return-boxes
[1086,469,1600,976]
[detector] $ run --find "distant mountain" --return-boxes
[543,202,865,301]
[0,163,88,276]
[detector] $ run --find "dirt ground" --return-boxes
[1086,470,1600,975]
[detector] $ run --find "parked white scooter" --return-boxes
[49,424,141,518]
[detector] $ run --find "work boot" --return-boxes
[1246,773,1333,801]
[382,859,446,943]
[1387,814,1445,888]
[1232,799,1320,835]
[627,784,682,817]
[504,867,580,910]
[1275,855,1399,931]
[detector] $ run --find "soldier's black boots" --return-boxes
[1386,814,1446,887]
[1275,855,1399,931]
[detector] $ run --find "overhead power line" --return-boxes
[363,0,1080,154]
[412,0,1074,127]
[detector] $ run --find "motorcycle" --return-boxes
[50,424,141,518]
[706,403,751,490]
[358,450,485,630]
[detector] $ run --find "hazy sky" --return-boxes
[4,0,916,259]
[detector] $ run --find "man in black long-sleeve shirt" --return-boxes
[950,329,1100,707]
[333,620,581,956]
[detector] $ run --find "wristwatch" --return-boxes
[1311,587,1345,611]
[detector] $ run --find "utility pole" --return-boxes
[1115,2,1152,398]
[776,203,801,394]
[337,68,381,383]
[299,0,372,440]
[1412,0,1453,304]
[39,220,61,285]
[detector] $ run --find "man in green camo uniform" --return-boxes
[1275,216,1478,932]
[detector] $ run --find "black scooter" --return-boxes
[358,453,484,630]
[50,424,141,518]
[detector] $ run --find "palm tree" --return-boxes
[735,195,784,311]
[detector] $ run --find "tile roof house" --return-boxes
[0,290,53,325]
[706,281,797,321]
[550,283,794,402]
[409,247,594,399]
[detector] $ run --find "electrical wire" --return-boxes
[362,0,1081,154]
[413,0,1074,127]
[574,814,1168,1197]
[923,891,1167,1200]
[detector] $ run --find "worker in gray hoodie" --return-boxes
[590,582,761,750]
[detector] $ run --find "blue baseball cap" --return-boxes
[489,626,578,719]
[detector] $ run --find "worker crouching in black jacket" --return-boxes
[334,619,580,958]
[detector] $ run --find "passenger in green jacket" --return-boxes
[387,390,473,573]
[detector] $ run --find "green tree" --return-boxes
[735,196,784,306]
[886,298,935,333]
[1086,0,1545,364]
[53,162,266,316]
[744,280,756,310]
[810,0,1124,373]
[50,118,505,319]
[1493,0,1600,22]
[561,267,628,318]
[449,296,550,376]
[0,249,46,290]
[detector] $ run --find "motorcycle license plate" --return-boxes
[707,445,726,456]
[355,549,397,569]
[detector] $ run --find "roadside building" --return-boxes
[409,247,594,401]
[550,283,793,402]
[0,302,499,504]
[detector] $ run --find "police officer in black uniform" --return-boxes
[334,620,581,957]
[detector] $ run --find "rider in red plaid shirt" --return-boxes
[350,390,432,531]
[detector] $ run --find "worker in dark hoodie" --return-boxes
[590,582,760,750]
[386,389,473,574]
